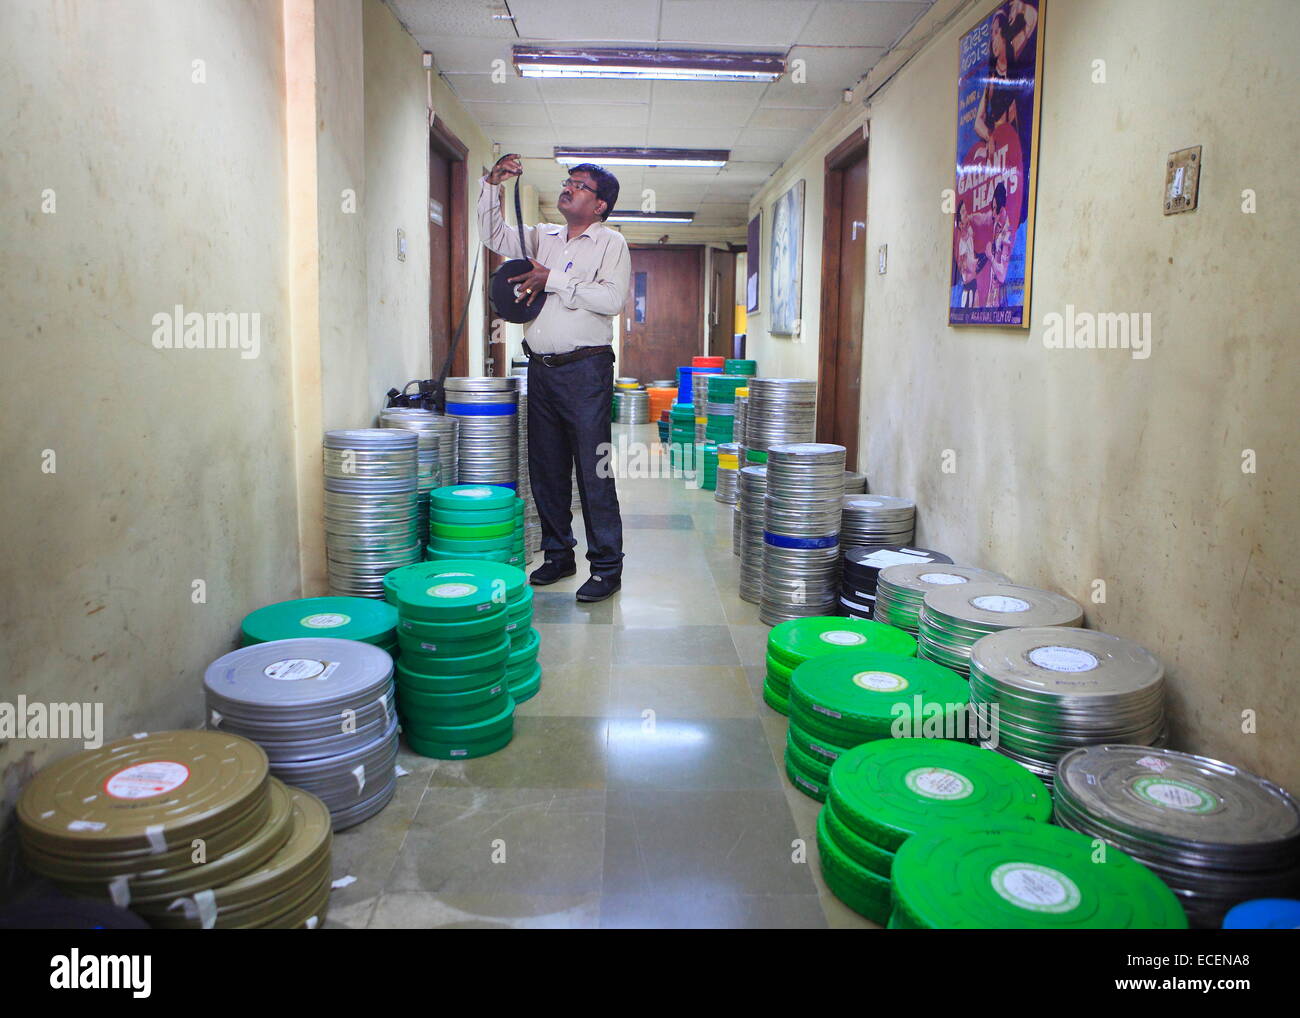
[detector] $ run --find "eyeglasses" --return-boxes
[560,178,599,195]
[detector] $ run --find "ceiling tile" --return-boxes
[386,0,518,40]
[427,36,517,74]
[530,78,653,104]
[462,101,552,127]
[659,0,819,46]
[649,80,773,107]
[799,2,930,48]
[644,125,742,148]
[747,105,828,131]
[547,103,651,129]
[649,103,756,130]
[507,0,663,41]
[551,128,651,148]
[783,44,888,88]
[440,73,543,103]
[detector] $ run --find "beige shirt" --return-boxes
[477,176,630,354]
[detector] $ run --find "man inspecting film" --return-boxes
[478,153,630,603]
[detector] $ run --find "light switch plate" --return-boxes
[397,228,407,262]
[1164,146,1202,215]
[877,244,887,274]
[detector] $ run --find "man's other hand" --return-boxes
[507,259,551,305]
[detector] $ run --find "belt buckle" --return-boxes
[540,353,557,367]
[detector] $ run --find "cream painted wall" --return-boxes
[0,0,299,873]
[362,0,496,398]
[751,0,1300,789]
[316,0,370,431]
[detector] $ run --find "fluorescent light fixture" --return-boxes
[514,46,785,82]
[556,147,729,169]
[607,212,696,224]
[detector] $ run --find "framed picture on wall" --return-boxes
[769,180,804,336]
[949,0,1045,327]
[746,212,761,313]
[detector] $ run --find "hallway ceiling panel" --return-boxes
[387,0,934,240]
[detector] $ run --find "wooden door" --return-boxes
[429,118,468,379]
[817,132,869,471]
[708,249,736,358]
[621,246,703,383]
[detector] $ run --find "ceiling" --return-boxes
[387,0,934,239]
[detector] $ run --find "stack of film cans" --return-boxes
[669,402,696,472]
[427,484,525,567]
[444,376,518,488]
[819,738,1052,925]
[385,560,520,758]
[840,495,915,548]
[842,470,867,494]
[840,547,953,619]
[17,730,333,929]
[744,378,816,464]
[704,374,748,443]
[762,615,915,717]
[737,464,768,603]
[969,627,1167,787]
[886,818,1184,929]
[761,443,845,626]
[724,358,757,377]
[380,408,443,550]
[787,652,968,803]
[240,596,399,657]
[1054,744,1300,928]
[697,440,719,491]
[714,443,740,504]
[733,388,749,455]
[613,387,650,424]
[204,638,399,831]
[513,372,540,560]
[917,582,1084,677]
[323,428,421,597]
[874,563,1012,633]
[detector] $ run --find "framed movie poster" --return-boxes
[949,0,1045,327]
[770,180,804,336]
[746,212,761,314]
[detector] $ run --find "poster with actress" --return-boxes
[949,0,1044,327]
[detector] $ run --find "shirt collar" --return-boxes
[548,222,602,241]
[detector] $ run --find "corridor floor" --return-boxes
[327,424,873,929]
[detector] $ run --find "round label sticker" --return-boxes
[920,572,967,585]
[426,583,478,599]
[105,761,191,800]
[453,488,493,499]
[1028,646,1099,673]
[905,767,974,800]
[852,670,909,693]
[300,613,350,629]
[264,658,326,681]
[819,631,867,647]
[971,595,1031,613]
[1132,777,1218,814]
[991,863,1082,914]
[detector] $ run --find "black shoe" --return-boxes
[530,560,577,586]
[576,574,621,603]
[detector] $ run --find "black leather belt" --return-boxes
[522,341,614,367]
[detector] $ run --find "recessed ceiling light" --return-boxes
[556,147,729,169]
[515,46,785,82]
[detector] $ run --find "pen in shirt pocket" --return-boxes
[565,261,573,272]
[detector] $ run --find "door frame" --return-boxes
[429,116,469,378]
[816,126,870,446]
